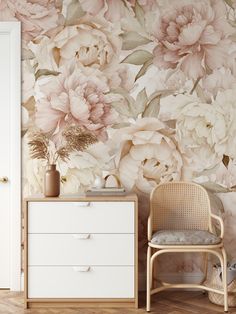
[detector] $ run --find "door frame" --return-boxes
[0,22,21,291]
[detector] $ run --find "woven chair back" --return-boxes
[150,182,211,232]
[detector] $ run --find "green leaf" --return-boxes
[229,32,236,42]
[111,88,151,118]
[135,88,148,114]
[110,88,135,117]
[111,87,146,118]
[134,1,145,26]
[222,155,230,168]
[148,89,175,100]
[66,0,85,26]
[121,50,153,65]
[35,69,60,80]
[121,31,151,50]
[33,62,38,72]
[135,58,153,81]
[22,48,35,60]
[200,182,229,193]
[21,129,28,138]
[111,100,133,117]
[195,84,207,103]
[224,0,234,9]
[190,77,201,95]
[112,122,131,129]
[22,96,35,113]
[113,87,136,108]
[143,94,161,117]
[165,120,176,129]
[52,47,61,67]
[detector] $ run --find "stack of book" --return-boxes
[86,187,125,195]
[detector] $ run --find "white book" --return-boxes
[86,187,125,195]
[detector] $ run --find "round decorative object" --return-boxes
[44,164,60,197]
[104,174,121,188]
[93,175,105,189]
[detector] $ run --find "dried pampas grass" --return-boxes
[28,126,98,164]
[28,133,50,162]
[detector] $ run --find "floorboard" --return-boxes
[0,291,235,314]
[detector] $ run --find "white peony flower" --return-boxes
[59,143,110,193]
[217,193,236,261]
[202,68,236,97]
[176,102,226,171]
[214,89,236,159]
[22,59,36,103]
[29,15,122,72]
[204,160,236,189]
[159,91,236,172]
[109,117,183,194]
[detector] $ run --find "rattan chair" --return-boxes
[146,181,228,312]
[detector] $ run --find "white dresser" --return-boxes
[24,194,138,309]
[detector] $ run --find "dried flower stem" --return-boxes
[28,126,98,164]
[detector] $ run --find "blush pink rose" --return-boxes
[0,0,63,42]
[153,0,234,79]
[35,63,119,142]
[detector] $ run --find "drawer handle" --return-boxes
[73,234,91,239]
[75,202,92,207]
[73,266,91,272]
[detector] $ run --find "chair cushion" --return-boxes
[151,230,221,245]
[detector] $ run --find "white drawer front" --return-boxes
[28,234,134,266]
[28,201,134,233]
[28,266,134,298]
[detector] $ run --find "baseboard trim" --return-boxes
[21,272,24,291]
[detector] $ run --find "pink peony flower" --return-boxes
[0,0,63,42]
[153,0,234,79]
[80,0,155,22]
[80,0,131,22]
[35,63,118,142]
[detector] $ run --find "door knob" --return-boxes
[0,177,8,183]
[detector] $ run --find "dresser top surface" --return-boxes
[24,192,138,202]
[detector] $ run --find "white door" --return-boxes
[0,22,21,290]
[0,31,11,288]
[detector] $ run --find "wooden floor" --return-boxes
[0,291,236,314]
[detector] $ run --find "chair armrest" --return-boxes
[210,213,224,238]
[147,215,152,241]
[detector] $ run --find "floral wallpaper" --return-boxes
[2,0,236,276]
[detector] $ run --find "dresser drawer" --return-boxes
[28,201,134,233]
[28,234,134,266]
[28,266,134,298]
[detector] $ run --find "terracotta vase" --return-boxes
[44,164,60,197]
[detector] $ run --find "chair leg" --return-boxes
[200,252,208,293]
[221,248,228,313]
[202,252,208,282]
[146,245,151,312]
